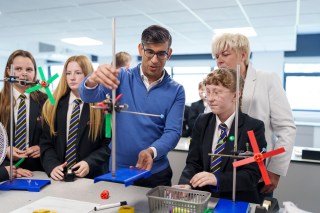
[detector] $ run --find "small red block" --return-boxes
[100,190,110,199]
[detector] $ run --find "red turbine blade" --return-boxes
[257,161,271,185]
[263,147,285,159]
[115,94,123,102]
[233,157,255,168]
[247,130,260,153]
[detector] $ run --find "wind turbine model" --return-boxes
[26,67,59,104]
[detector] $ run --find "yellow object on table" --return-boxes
[33,210,57,213]
[118,206,134,213]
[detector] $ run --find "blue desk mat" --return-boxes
[212,198,249,213]
[0,179,51,192]
[94,168,151,187]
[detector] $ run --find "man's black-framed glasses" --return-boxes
[142,44,168,60]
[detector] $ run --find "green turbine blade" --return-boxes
[38,67,46,81]
[45,87,56,104]
[25,85,42,93]
[47,73,59,84]
[105,114,112,138]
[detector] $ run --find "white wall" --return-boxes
[251,51,285,81]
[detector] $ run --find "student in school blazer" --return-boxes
[40,55,108,180]
[0,50,47,175]
[179,111,267,203]
[40,93,108,179]
[177,68,267,204]
[6,94,47,172]
[188,99,205,131]
[1,91,47,177]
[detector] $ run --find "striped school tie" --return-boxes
[210,123,228,174]
[14,94,27,150]
[65,99,81,169]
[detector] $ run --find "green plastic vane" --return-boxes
[25,67,59,104]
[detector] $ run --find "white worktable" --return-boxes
[0,171,150,213]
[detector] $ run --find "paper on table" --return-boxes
[10,196,98,213]
[283,201,313,213]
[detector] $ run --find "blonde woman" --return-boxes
[40,55,109,181]
[212,33,296,197]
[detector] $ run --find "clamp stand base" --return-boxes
[204,198,250,213]
[0,179,51,192]
[94,168,151,187]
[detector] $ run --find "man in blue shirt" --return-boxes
[79,25,185,188]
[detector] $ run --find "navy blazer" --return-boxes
[40,93,109,179]
[179,111,267,204]
[188,99,205,135]
[3,92,47,172]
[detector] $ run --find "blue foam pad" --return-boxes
[94,168,151,187]
[0,179,51,192]
[213,198,249,213]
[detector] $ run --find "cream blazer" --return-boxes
[242,64,296,176]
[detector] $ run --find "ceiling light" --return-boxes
[61,37,103,46]
[213,27,257,37]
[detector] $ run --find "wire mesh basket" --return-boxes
[147,186,211,213]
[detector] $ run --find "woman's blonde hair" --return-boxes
[211,33,250,65]
[0,50,45,129]
[42,55,103,141]
[203,67,244,110]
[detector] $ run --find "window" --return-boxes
[49,65,64,91]
[172,67,211,105]
[284,63,320,111]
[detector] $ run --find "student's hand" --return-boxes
[190,171,217,188]
[50,162,67,181]
[260,171,280,193]
[135,148,154,171]
[85,64,120,90]
[6,146,28,161]
[16,168,33,178]
[5,166,17,178]
[25,145,40,158]
[72,161,89,178]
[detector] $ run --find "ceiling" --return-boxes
[0,0,319,61]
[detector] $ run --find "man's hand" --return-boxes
[50,162,67,181]
[6,146,28,161]
[85,64,120,90]
[260,171,280,193]
[72,161,89,178]
[25,145,40,158]
[190,171,217,188]
[135,148,154,171]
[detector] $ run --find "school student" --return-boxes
[177,68,267,203]
[40,55,109,180]
[0,50,47,177]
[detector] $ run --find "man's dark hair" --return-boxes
[141,25,172,48]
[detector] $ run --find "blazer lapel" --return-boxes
[202,115,216,171]
[29,98,38,144]
[242,64,256,114]
[57,95,69,153]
